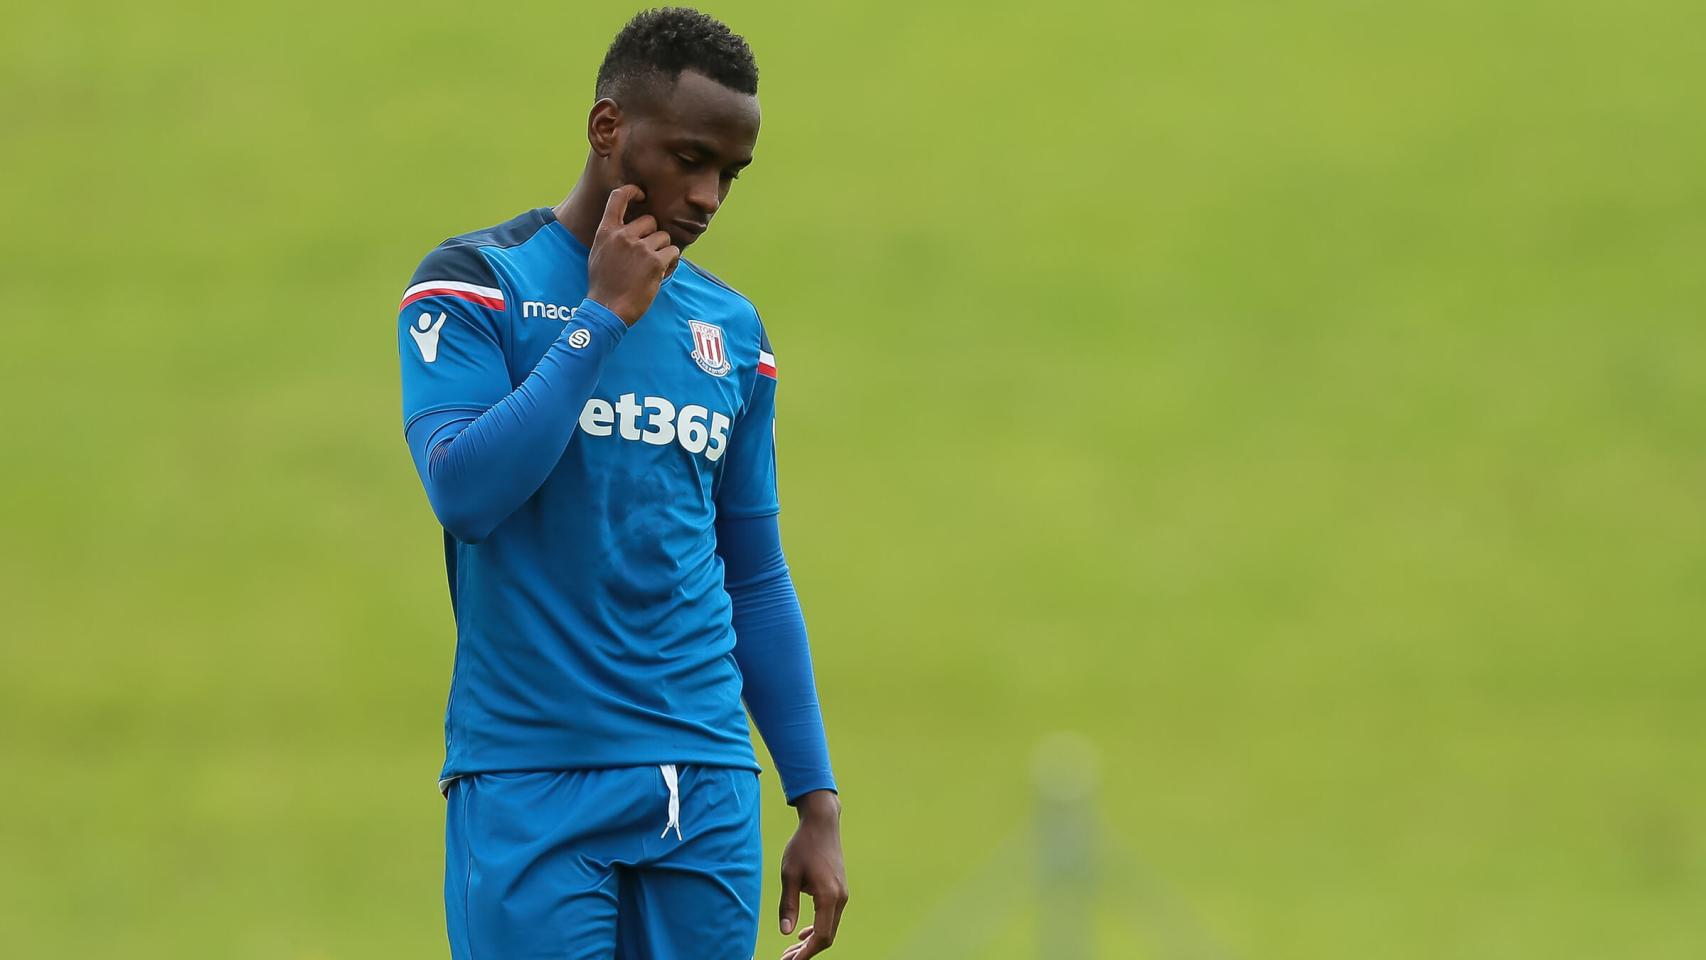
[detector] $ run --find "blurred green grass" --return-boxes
[2,0,1703,957]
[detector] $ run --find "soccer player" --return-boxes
[395,9,847,959]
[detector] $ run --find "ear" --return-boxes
[587,98,623,158]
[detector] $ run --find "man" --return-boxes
[395,9,847,959]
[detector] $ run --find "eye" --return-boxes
[722,168,742,182]
[675,153,701,168]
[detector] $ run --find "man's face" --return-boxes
[609,70,760,250]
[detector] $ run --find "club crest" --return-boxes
[689,320,731,377]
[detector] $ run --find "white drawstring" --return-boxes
[659,764,683,840]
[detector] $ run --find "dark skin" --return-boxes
[555,69,758,324]
[551,70,850,959]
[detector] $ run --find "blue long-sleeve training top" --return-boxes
[397,207,835,802]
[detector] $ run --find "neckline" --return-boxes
[540,207,690,289]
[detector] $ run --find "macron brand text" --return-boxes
[522,300,579,320]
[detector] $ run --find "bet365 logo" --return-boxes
[579,393,732,461]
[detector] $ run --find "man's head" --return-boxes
[586,8,760,250]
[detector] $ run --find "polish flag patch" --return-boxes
[757,350,777,380]
[400,280,506,312]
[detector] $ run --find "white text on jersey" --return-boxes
[522,300,578,320]
[579,394,731,462]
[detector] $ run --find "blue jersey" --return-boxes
[398,207,780,786]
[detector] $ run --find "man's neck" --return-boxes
[552,169,606,250]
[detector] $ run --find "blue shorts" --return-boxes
[444,764,762,960]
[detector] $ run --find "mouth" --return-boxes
[673,218,710,239]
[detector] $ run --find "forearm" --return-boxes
[407,299,625,542]
[718,514,837,803]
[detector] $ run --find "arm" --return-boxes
[713,335,848,960]
[400,187,679,542]
[402,295,626,543]
[717,513,837,801]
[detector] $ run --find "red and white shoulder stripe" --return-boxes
[757,350,777,380]
[400,279,506,312]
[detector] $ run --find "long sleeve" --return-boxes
[717,512,837,803]
[399,247,627,542]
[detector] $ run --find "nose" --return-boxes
[686,172,721,217]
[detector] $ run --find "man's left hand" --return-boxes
[777,790,847,960]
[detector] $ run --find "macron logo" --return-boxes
[410,312,446,363]
[522,300,578,321]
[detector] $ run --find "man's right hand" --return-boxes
[586,184,680,327]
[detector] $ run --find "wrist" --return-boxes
[576,297,631,335]
[794,789,841,823]
[583,291,638,327]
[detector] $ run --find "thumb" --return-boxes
[779,872,802,935]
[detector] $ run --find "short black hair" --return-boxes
[595,8,759,103]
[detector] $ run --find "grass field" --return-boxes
[3,1,1703,957]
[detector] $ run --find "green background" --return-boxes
[3,1,1702,956]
